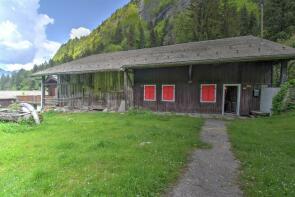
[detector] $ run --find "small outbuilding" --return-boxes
[34,36,295,115]
[0,91,41,108]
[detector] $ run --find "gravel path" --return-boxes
[167,119,243,197]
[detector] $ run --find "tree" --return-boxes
[138,22,146,48]
[173,10,195,43]
[114,22,123,44]
[126,25,136,49]
[265,0,295,41]
[248,11,258,36]
[220,0,239,38]
[149,22,158,47]
[190,0,221,41]
[240,5,258,36]
[240,5,249,36]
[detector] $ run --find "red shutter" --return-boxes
[144,85,156,101]
[201,84,216,102]
[162,85,175,101]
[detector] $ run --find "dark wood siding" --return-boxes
[133,62,272,115]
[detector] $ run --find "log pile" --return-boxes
[0,109,30,122]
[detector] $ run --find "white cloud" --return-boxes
[70,27,91,39]
[3,62,34,71]
[0,20,32,50]
[0,0,61,71]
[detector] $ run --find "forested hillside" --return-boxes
[52,0,261,64]
[1,0,295,90]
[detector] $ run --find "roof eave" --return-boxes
[123,54,295,69]
[32,53,295,76]
[32,68,121,77]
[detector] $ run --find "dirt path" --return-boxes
[167,119,243,197]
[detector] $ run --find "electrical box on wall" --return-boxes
[253,89,260,97]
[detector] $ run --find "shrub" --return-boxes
[272,79,295,114]
[8,103,21,111]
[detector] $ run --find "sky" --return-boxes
[0,0,130,71]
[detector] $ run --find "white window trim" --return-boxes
[161,84,175,102]
[200,84,217,103]
[144,85,156,101]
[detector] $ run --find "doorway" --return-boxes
[222,84,241,115]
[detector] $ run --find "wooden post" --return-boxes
[41,76,46,111]
[127,69,134,109]
[56,75,59,106]
[123,69,134,111]
[270,63,273,87]
[280,61,288,84]
[124,70,128,110]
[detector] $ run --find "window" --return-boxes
[200,84,216,103]
[144,85,156,101]
[162,85,175,102]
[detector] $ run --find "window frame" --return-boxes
[161,84,176,102]
[144,84,157,102]
[200,84,217,103]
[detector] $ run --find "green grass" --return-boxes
[228,112,295,196]
[0,112,203,196]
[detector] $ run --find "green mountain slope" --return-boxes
[52,0,260,65]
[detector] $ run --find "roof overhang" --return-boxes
[32,68,121,77]
[31,36,295,77]
[123,54,295,69]
[33,54,295,76]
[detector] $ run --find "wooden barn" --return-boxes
[34,36,295,116]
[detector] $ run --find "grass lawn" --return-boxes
[0,112,203,196]
[228,112,295,197]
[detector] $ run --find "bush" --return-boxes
[8,103,21,111]
[272,79,295,114]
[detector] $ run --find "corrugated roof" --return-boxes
[0,91,41,99]
[33,36,295,76]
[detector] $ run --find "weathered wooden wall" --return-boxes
[0,99,16,107]
[133,62,273,115]
[58,72,124,110]
[54,62,273,115]
[17,95,41,104]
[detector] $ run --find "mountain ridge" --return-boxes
[0,68,11,77]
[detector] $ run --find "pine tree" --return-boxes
[221,0,230,37]
[240,5,249,36]
[248,11,258,36]
[173,10,195,43]
[149,22,158,47]
[220,0,239,38]
[265,0,295,41]
[114,22,123,44]
[127,25,136,49]
[139,23,145,48]
[190,0,221,41]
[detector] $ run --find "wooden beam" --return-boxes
[123,69,135,110]
[41,76,46,110]
[127,70,134,108]
[56,75,60,106]
[270,63,274,87]
[127,69,134,87]
[188,65,192,83]
[280,61,288,84]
